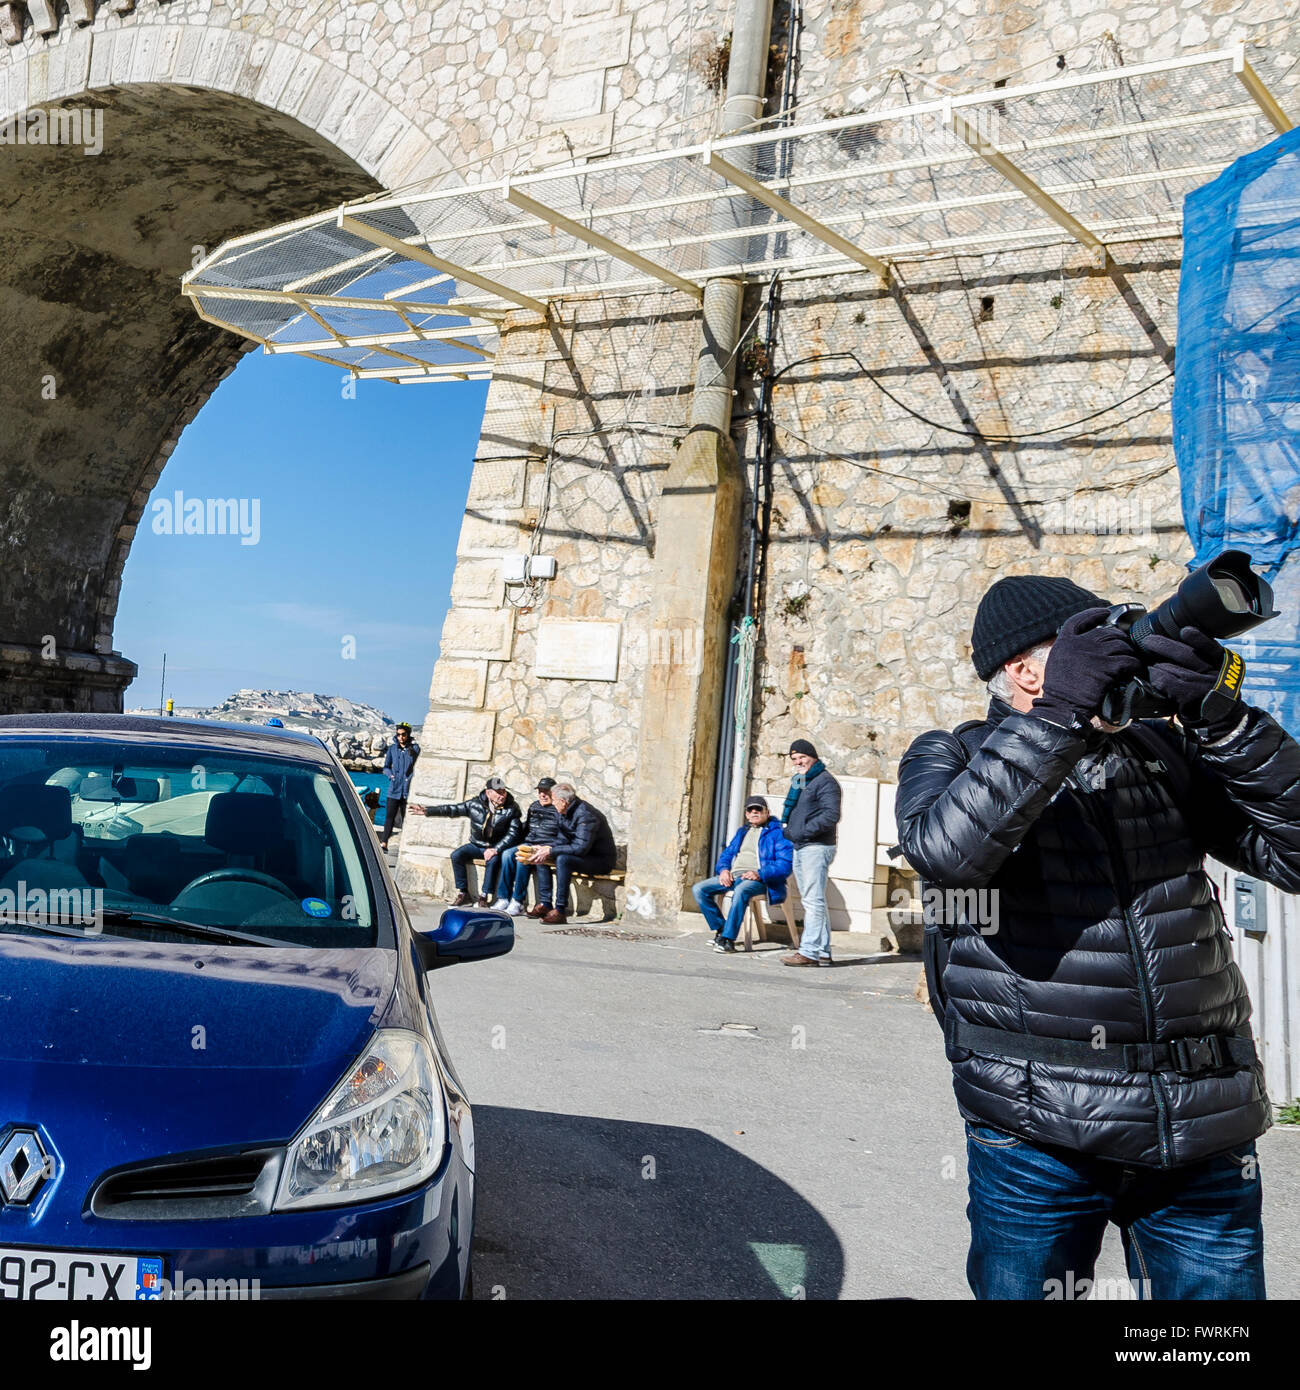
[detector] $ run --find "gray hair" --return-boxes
[988,641,1053,701]
[552,782,577,801]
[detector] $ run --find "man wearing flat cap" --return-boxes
[896,570,1300,1300]
[409,774,523,907]
[692,797,794,954]
[781,738,843,966]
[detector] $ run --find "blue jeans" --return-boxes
[793,843,835,959]
[449,843,505,897]
[965,1122,1265,1300]
[505,848,554,907]
[692,876,767,940]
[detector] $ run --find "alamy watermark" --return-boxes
[0,883,103,931]
[1,108,104,156]
[889,885,1000,936]
[1040,494,1157,540]
[151,490,261,546]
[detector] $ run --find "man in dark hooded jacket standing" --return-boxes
[897,573,1300,1300]
[781,738,842,966]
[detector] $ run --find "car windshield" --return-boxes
[0,737,378,947]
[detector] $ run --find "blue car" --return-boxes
[0,714,511,1300]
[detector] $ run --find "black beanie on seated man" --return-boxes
[971,574,1104,681]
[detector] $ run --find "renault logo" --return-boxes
[0,1128,54,1206]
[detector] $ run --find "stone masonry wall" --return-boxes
[400,0,1300,900]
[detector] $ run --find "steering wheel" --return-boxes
[173,868,297,901]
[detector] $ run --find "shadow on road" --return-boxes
[472,1105,844,1299]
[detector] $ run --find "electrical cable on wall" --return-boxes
[772,349,1174,443]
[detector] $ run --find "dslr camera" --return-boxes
[1098,549,1277,727]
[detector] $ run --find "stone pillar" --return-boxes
[0,642,137,714]
[623,428,743,921]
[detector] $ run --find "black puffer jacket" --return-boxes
[554,797,616,867]
[897,697,1300,1168]
[424,791,523,850]
[519,798,562,846]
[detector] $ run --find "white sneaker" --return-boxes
[505,901,525,917]
[490,898,511,912]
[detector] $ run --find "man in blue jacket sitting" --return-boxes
[692,798,794,954]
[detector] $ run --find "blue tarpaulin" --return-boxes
[1173,125,1300,735]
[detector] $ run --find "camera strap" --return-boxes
[1199,647,1246,725]
[1121,720,1194,808]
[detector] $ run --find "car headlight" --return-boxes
[274,1030,446,1211]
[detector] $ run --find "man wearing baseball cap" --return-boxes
[409,774,523,907]
[493,777,563,918]
[692,797,794,954]
[896,569,1300,1300]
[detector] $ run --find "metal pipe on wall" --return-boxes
[718,0,801,842]
[700,0,776,865]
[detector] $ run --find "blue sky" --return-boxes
[116,353,487,723]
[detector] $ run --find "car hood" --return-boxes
[0,935,398,1165]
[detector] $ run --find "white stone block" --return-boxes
[533,111,615,165]
[410,756,468,803]
[421,708,497,762]
[428,661,489,710]
[450,559,507,609]
[557,14,632,74]
[440,607,515,661]
[542,69,604,121]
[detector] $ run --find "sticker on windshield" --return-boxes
[300,898,332,918]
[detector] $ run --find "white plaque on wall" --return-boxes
[535,618,621,682]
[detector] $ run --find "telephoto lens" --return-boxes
[1099,550,1278,726]
[1128,549,1276,649]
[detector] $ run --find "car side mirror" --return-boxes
[414,907,514,971]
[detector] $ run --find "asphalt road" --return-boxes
[418,909,1300,1301]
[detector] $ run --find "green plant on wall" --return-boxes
[1279,1098,1300,1125]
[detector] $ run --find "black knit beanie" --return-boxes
[971,575,1104,681]
[788,738,818,758]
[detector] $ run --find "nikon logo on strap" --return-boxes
[1216,649,1245,699]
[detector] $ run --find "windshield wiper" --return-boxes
[94,909,282,947]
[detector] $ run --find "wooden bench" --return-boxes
[569,869,625,922]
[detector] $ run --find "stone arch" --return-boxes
[0,18,463,709]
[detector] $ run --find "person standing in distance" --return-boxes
[781,738,842,967]
[378,722,419,852]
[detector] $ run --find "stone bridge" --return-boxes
[1,0,1297,921]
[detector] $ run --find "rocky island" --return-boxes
[127,689,400,772]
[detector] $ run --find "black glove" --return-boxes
[1140,625,1244,731]
[1033,607,1144,729]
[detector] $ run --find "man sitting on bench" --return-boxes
[528,782,616,925]
[692,797,793,954]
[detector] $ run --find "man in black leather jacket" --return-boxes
[897,573,1300,1300]
[409,776,523,907]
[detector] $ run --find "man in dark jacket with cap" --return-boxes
[529,782,616,925]
[897,571,1300,1300]
[781,738,842,966]
[495,776,562,918]
[409,776,523,907]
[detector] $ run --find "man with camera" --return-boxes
[897,564,1300,1300]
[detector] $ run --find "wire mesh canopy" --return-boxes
[183,46,1293,384]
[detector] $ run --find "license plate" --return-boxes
[0,1248,162,1300]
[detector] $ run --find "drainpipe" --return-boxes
[625,0,775,925]
[695,0,775,861]
[690,0,776,438]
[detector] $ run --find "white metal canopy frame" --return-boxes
[183,46,1293,385]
